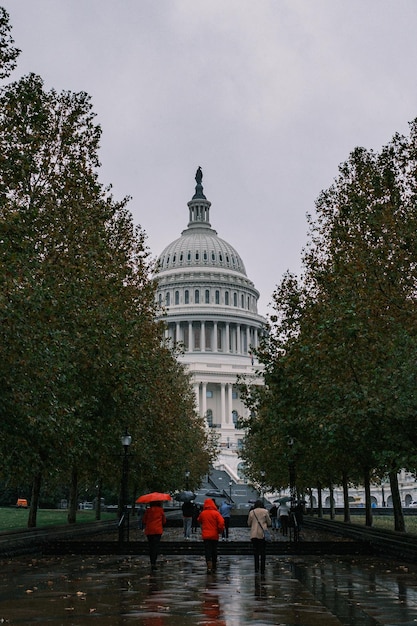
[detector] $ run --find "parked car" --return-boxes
[409,501,417,508]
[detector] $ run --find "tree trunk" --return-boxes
[342,471,351,523]
[307,487,313,514]
[329,484,335,520]
[28,472,42,528]
[95,478,102,521]
[317,482,323,518]
[389,470,405,532]
[67,465,78,524]
[364,468,373,527]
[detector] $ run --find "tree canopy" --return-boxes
[0,8,211,523]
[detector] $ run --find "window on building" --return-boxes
[217,326,222,350]
[205,289,210,304]
[241,294,244,308]
[232,390,238,399]
[180,252,183,262]
[211,251,215,261]
[185,290,189,304]
[194,325,200,350]
[203,251,208,261]
[165,292,170,306]
[225,291,229,305]
[233,292,237,306]
[232,410,239,427]
[206,409,213,427]
[195,290,199,304]
[206,390,213,398]
[205,325,212,350]
[187,251,191,261]
[158,293,162,305]
[195,251,199,260]
[215,290,220,304]
[175,291,179,305]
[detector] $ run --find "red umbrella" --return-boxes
[136,492,172,504]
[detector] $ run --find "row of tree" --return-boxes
[240,120,417,531]
[0,8,213,526]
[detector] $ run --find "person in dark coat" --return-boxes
[182,499,194,539]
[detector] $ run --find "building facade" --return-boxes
[154,168,265,480]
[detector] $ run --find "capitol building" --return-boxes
[154,168,265,480]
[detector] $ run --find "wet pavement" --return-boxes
[1,526,417,624]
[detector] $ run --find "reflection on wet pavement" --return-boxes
[1,552,417,624]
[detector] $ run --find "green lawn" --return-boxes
[323,513,417,535]
[0,507,116,532]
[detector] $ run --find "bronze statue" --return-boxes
[195,166,203,185]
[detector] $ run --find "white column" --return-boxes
[194,383,200,415]
[246,326,251,354]
[201,321,206,352]
[202,382,207,418]
[176,322,181,343]
[236,324,241,354]
[213,321,218,352]
[188,321,193,351]
[227,384,233,424]
[220,383,226,426]
[225,323,230,353]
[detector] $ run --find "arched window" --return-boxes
[187,251,191,261]
[165,292,170,306]
[215,290,220,304]
[185,290,189,304]
[241,294,244,308]
[225,291,229,306]
[175,291,179,305]
[205,289,210,304]
[233,292,237,307]
[195,290,199,304]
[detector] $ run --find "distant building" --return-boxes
[154,169,265,479]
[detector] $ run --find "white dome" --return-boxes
[157,227,247,275]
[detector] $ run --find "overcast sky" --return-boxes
[4,1,417,316]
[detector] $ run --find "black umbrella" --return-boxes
[175,491,196,502]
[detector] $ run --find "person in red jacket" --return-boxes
[143,502,166,571]
[197,498,225,573]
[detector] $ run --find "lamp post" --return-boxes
[288,438,296,502]
[185,470,190,491]
[118,428,132,544]
[260,469,266,504]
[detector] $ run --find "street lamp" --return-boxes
[185,470,190,491]
[118,428,132,543]
[288,437,296,502]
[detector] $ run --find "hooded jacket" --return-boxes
[197,499,225,540]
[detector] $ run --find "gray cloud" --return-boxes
[4,0,417,315]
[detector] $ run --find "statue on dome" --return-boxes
[195,166,203,185]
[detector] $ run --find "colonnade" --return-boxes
[165,319,260,355]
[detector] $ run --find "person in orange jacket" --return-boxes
[143,502,166,571]
[197,498,225,573]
